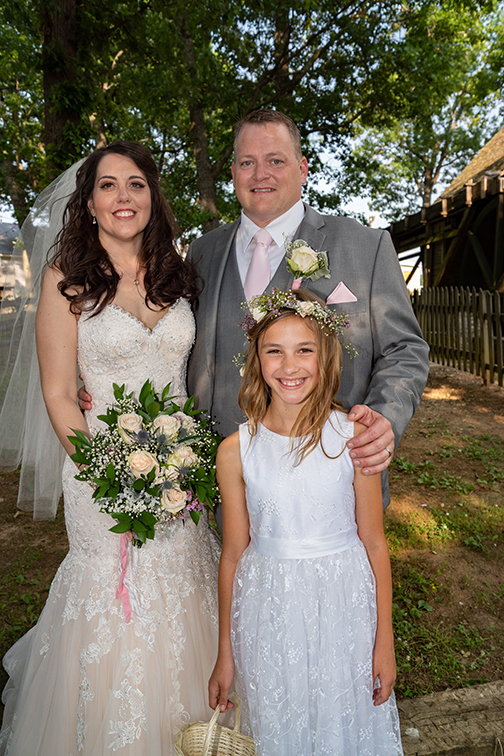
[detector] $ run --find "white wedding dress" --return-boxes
[0,299,222,756]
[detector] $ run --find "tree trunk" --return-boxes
[179,17,219,232]
[41,0,81,180]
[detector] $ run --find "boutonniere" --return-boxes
[285,238,330,290]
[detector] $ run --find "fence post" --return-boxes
[495,292,503,386]
[479,289,491,385]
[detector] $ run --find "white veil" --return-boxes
[0,161,85,519]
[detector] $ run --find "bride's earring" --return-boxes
[92,215,97,225]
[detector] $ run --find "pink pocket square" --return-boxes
[326,282,358,305]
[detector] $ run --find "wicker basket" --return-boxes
[174,693,255,756]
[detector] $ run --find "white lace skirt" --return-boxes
[0,458,221,756]
[231,540,403,756]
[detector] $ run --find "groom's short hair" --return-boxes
[234,110,303,161]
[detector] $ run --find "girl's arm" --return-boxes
[353,423,396,706]
[36,267,90,456]
[208,432,250,713]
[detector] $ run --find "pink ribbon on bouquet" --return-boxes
[116,532,132,623]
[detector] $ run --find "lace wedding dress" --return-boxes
[0,299,221,756]
[233,412,403,756]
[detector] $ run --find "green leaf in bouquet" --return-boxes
[132,521,147,543]
[190,511,200,525]
[67,429,92,450]
[108,486,120,500]
[183,396,195,414]
[70,449,90,465]
[133,478,146,491]
[139,379,155,407]
[139,511,157,527]
[195,484,208,503]
[109,512,132,521]
[106,463,116,482]
[161,383,174,402]
[94,483,111,499]
[97,409,118,427]
[145,397,160,419]
[110,519,133,534]
[113,383,127,401]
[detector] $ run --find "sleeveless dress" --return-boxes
[233,412,403,755]
[0,300,221,756]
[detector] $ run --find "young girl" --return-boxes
[209,289,403,755]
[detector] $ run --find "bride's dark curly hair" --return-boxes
[50,141,200,315]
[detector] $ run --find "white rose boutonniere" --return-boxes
[285,238,330,289]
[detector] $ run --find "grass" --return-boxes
[0,557,53,652]
[1,416,503,704]
[387,431,504,697]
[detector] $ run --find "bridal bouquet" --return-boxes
[69,381,221,548]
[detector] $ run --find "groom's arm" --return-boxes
[346,230,429,471]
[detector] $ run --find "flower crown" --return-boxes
[239,288,351,339]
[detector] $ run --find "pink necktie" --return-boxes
[244,228,273,300]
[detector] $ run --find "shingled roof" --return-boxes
[440,125,504,198]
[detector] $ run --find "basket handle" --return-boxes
[202,692,241,756]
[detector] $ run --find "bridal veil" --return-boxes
[0,162,84,519]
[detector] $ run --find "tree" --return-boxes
[340,1,502,222]
[0,0,500,232]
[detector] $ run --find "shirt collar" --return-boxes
[239,200,305,251]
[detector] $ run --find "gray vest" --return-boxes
[211,245,292,437]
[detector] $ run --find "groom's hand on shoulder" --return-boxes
[346,406,394,475]
[77,383,93,412]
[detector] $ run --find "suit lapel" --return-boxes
[287,205,335,299]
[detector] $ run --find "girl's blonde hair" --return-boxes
[238,289,347,463]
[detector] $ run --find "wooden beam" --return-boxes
[433,207,475,287]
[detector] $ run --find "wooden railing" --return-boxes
[412,287,504,387]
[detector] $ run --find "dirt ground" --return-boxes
[0,362,503,703]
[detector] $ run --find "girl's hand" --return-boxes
[208,655,235,713]
[372,639,397,705]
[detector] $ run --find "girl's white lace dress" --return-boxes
[0,300,221,756]
[233,412,403,756]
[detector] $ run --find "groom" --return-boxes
[186,109,429,503]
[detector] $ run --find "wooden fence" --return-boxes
[411,287,504,387]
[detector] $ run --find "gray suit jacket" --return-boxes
[187,205,429,497]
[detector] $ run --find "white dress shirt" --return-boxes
[235,201,305,287]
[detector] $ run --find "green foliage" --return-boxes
[2,0,502,232]
[341,2,503,221]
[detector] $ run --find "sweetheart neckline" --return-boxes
[99,299,184,334]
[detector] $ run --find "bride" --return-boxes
[0,142,221,755]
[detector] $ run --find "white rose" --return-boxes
[251,307,266,323]
[128,451,159,478]
[117,413,144,444]
[297,301,316,316]
[151,414,181,443]
[167,445,199,470]
[290,246,319,275]
[172,412,196,434]
[161,484,187,514]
